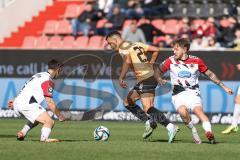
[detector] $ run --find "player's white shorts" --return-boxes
[172,89,203,111]
[13,101,46,123]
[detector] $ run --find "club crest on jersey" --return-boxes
[178,71,191,78]
[48,87,53,93]
[189,64,195,68]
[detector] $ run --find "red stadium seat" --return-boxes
[161,25,180,35]
[96,19,108,28]
[87,36,103,49]
[22,36,36,48]
[63,4,81,19]
[56,20,72,35]
[151,19,164,30]
[164,19,178,27]
[48,36,62,49]
[62,36,75,49]
[75,36,89,49]
[35,36,48,49]
[43,20,58,35]
[153,36,166,44]
[163,19,179,34]
[192,19,205,26]
[100,40,107,50]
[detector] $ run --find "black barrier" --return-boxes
[0,49,239,80]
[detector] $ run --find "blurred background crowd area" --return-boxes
[1,0,240,50]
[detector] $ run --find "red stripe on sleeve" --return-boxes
[197,58,208,73]
[160,58,171,73]
[41,80,54,97]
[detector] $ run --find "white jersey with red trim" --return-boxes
[15,72,54,105]
[160,55,208,88]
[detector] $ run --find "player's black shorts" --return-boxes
[133,76,158,94]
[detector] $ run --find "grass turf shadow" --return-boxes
[28,139,93,142]
[0,134,16,138]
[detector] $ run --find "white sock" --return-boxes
[202,121,212,132]
[232,104,240,127]
[40,127,51,141]
[166,123,174,131]
[21,125,31,136]
[187,121,194,129]
[21,121,39,136]
[187,121,198,133]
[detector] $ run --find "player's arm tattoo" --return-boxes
[45,97,61,117]
[46,96,55,105]
[204,69,225,87]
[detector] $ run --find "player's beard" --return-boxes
[174,52,185,60]
[52,73,58,79]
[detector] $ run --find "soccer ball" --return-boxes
[93,126,110,141]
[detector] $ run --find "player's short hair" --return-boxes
[48,59,63,70]
[105,31,121,40]
[172,38,190,51]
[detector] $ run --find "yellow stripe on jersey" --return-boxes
[119,42,154,82]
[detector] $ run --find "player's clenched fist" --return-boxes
[58,114,65,122]
[157,78,167,86]
[8,99,14,109]
[119,79,128,88]
[223,86,233,95]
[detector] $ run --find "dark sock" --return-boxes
[147,107,170,127]
[125,105,148,122]
[26,121,39,130]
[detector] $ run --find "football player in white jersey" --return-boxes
[155,38,233,144]
[222,83,240,134]
[8,59,65,142]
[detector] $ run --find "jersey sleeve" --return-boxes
[160,58,171,73]
[119,48,129,56]
[41,80,54,97]
[137,42,149,52]
[197,58,208,73]
[119,42,131,56]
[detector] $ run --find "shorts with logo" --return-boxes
[14,98,46,123]
[172,85,203,111]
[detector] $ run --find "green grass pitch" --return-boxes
[0,119,239,160]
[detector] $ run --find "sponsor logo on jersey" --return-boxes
[178,71,191,78]
[189,55,198,59]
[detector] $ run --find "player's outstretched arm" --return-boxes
[45,97,65,121]
[147,45,160,64]
[153,64,167,85]
[8,99,14,109]
[119,55,131,88]
[204,69,233,95]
